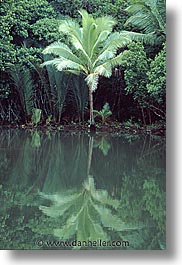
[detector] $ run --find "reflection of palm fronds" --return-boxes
[7,137,36,187]
[93,137,111,156]
[39,176,140,248]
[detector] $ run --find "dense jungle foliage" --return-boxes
[0,0,166,130]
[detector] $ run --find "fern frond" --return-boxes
[7,65,34,116]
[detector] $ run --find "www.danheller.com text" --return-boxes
[35,239,130,248]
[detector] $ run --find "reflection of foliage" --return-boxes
[93,137,111,156]
[143,179,166,249]
[143,179,165,231]
[31,131,41,148]
[0,153,9,182]
[39,176,137,249]
[119,157,166,250]
[0,130,166,250]
[0,187,41,249]
[121,133,140,144]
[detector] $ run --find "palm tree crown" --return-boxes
[42,9,151,125]
[124,0,166,44]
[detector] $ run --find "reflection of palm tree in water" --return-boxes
[87,136,93,178]
[39,135,138,247]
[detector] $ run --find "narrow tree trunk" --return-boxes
[148,109,152,125]
[88,87,94,125]
[141,106,146,126]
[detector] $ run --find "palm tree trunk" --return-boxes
[88,87,94,125]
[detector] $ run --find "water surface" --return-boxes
[0,129,166,250]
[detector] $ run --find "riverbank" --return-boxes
[0,121,165,136]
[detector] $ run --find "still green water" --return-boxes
[0,129,165,250]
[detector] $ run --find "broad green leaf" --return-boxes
[31,108,41,125]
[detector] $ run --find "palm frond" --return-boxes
[95,16,117,35]
[79,9,95,57]
[105,32,131,49]
[120,30,156,45]
[56,59,84,72]
[58,15,92,64]
[79,10,116,59]
[94,64,112,78]
[42,41,81,65]
[42,58,84,74]
[21,70,34,115]
[85,74,99,92]
[105,52,125,69]
[125,0,166,37]
[93,32,131,66]
[94,52,125,78]
[59,19,85,54]
[59,19,82,41]
[93,50,115,66]
[46,64,70,120]
[7,65,34,116]
[64,69,81,75]
[90,16,116,58]
[41,58,65,67]
[69,75,88,121]
[157,0,166,23]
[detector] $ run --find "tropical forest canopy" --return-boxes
[0,0,166,128]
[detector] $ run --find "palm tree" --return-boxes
[42,9,150,127]
[124,0,166,44]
